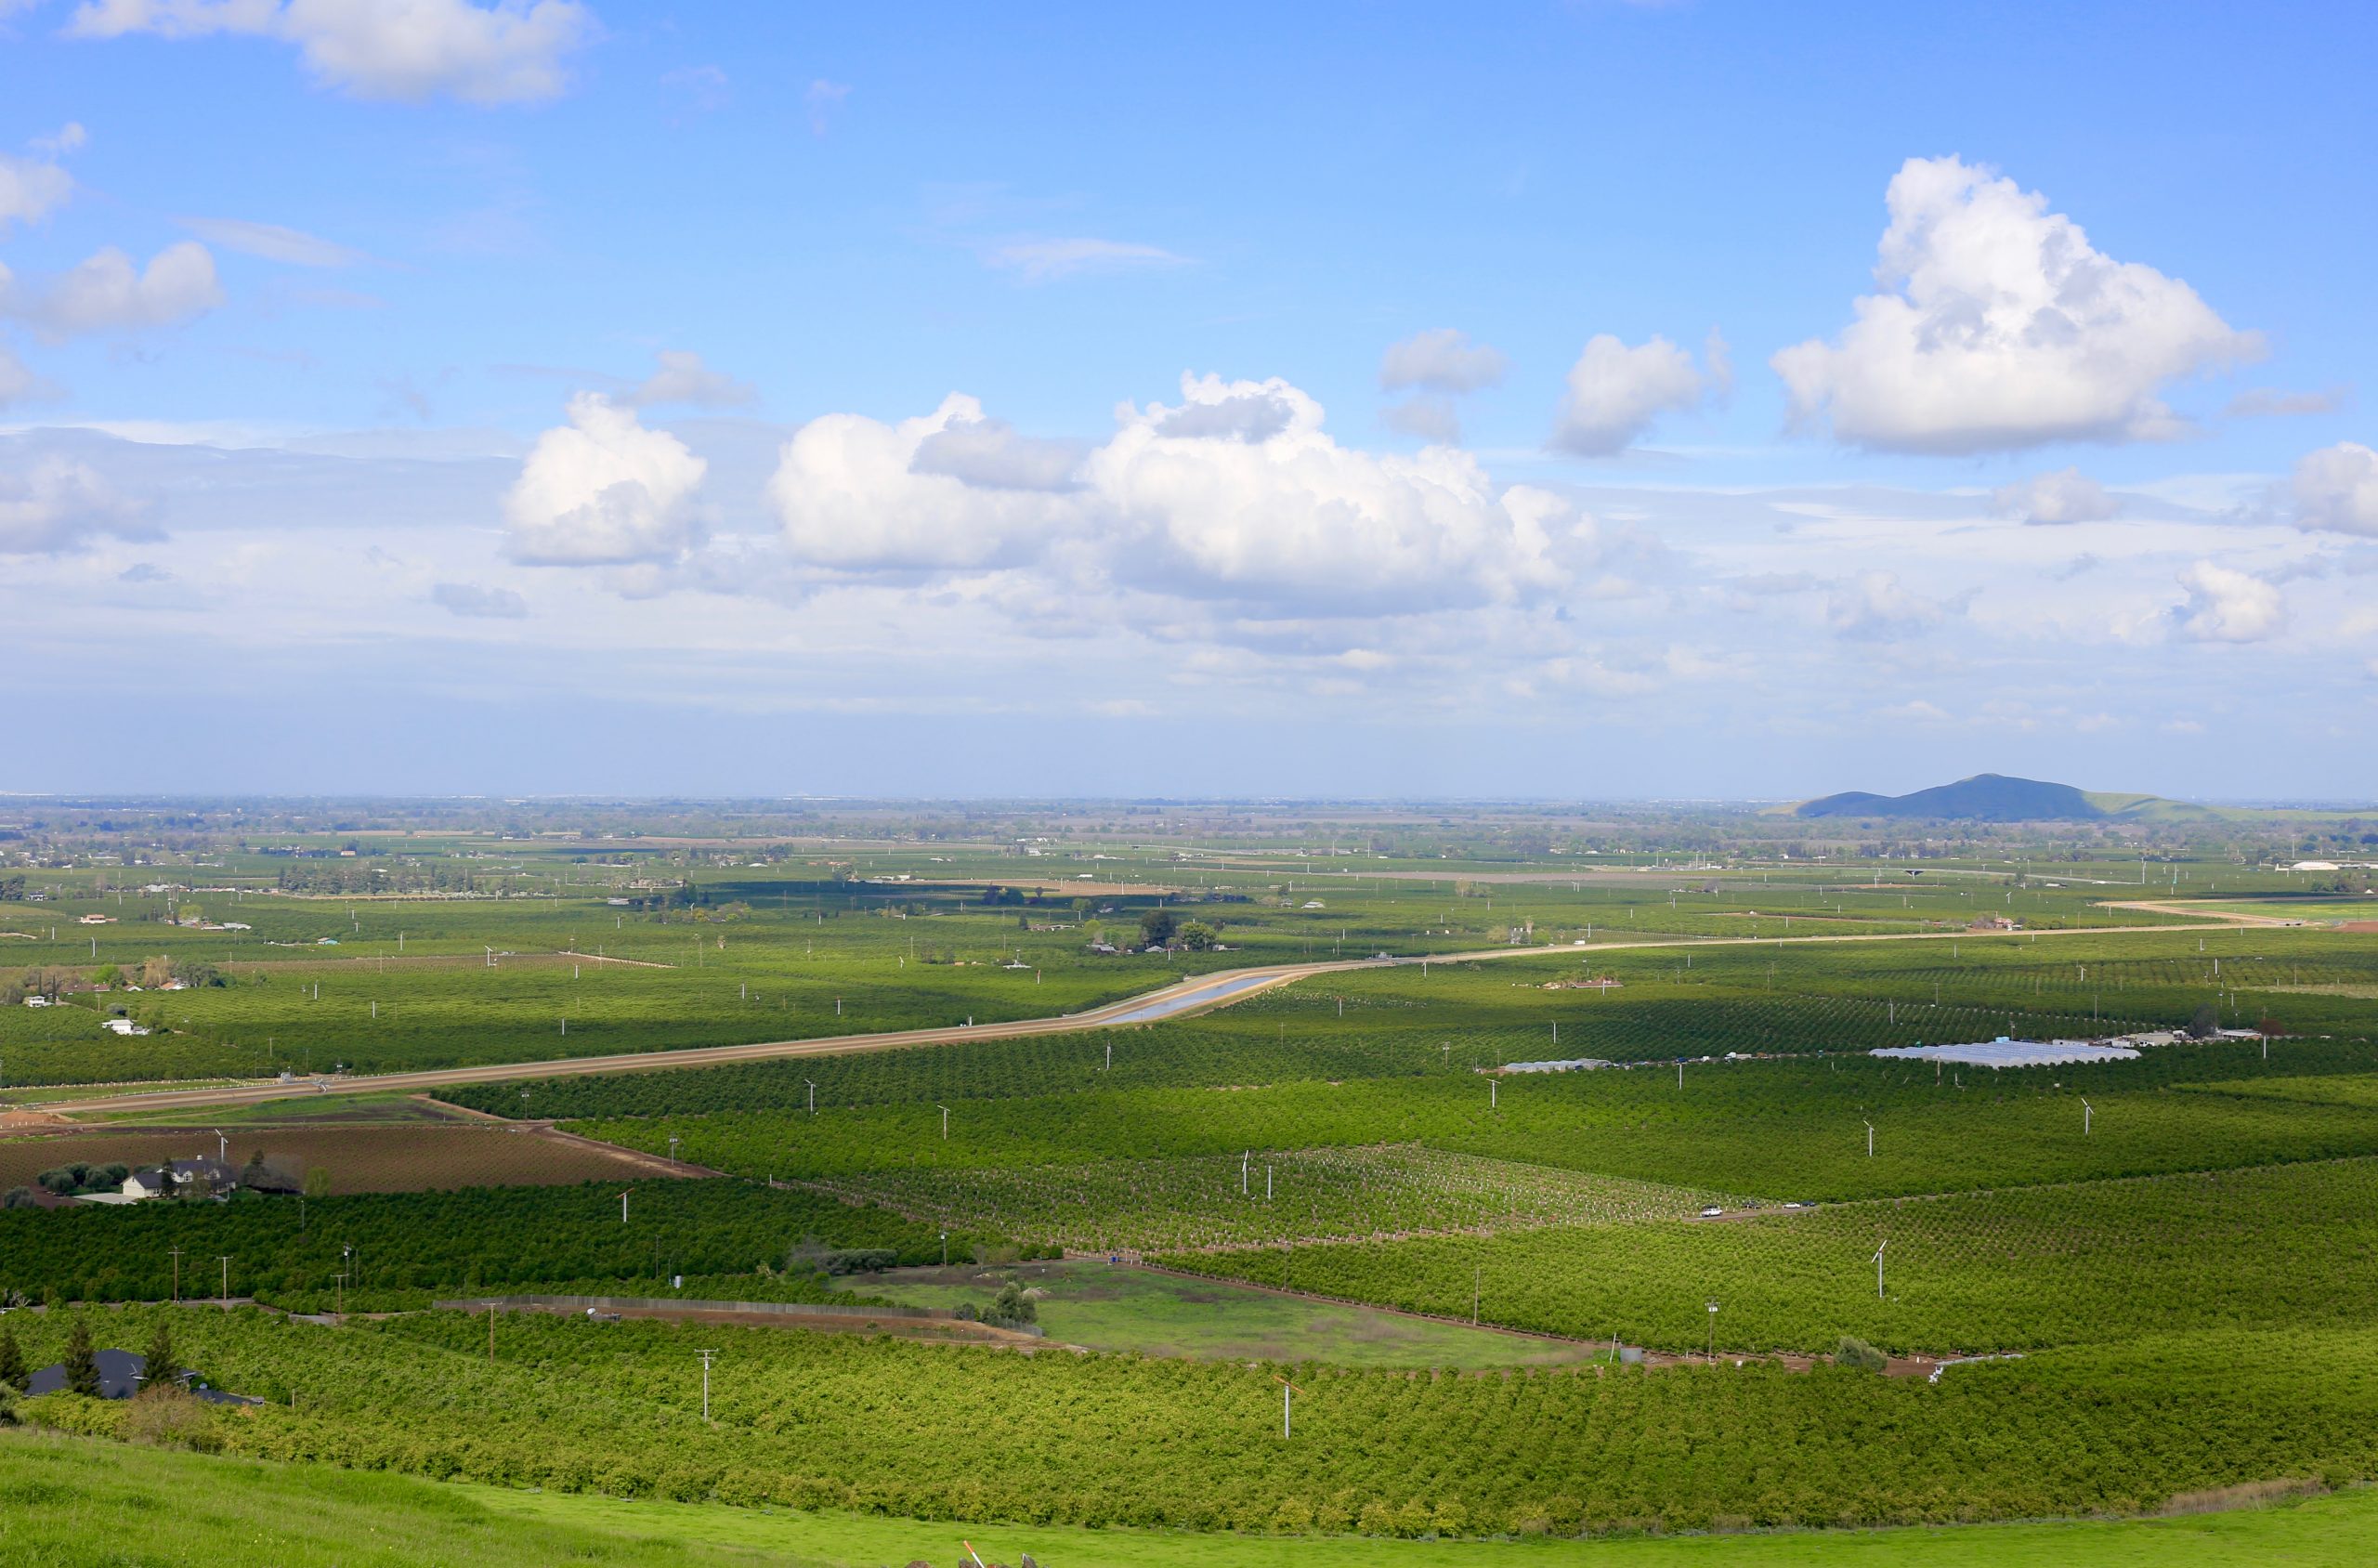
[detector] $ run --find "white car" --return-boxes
[1699,1206,1725,1218]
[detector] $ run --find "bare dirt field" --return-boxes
[0,1122,683,1195]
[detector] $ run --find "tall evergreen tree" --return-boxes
[0,1320,26,1392]
[62,1313,102,1398]
[139,1316,177,1395]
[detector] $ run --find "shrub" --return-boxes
[1836,1335,1889,1372]
[20,1392,125,1439]
[123,1386,223,1452]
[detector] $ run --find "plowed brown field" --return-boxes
[0,1123,677,1195]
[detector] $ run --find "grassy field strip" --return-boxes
[7,1429,2377,1568]
[35,909,2280,1117]
[811,1144,1748,1254]
[1156,1155,2378,1356]
[860,1257,1612,1366]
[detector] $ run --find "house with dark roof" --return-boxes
[170,1156,240,1193]
[115,1156,241,1202]
[24,1347,261,1405]
[120,1169,171,1199]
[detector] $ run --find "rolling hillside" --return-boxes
[1795,773,2211,823]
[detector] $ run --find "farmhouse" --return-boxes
[115,1156,241,1201]
[119,1169,170,1199]
[25,1349,261,1405]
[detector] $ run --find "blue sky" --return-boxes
[2,1,2372,801]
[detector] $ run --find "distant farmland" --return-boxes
[0,1122,680,1195]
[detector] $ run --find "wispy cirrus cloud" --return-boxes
[177,216,372,268]
[980,236,1190,281]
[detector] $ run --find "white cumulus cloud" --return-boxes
[0,242,223,341]
[2173,560,2283,643]
[0,458,158,554]
[1379,328,1508,394]
[0,127,80,232]
[1551,333,1718,455]
[1772,155,2258,452]
[65,0,598,106]
[1824,569,1952,639]
[1089,373,1573,613]
[2292,442,2378,537]
[768,394,1083,571]
[765,373,1584,616]
[504,393,706,565]
[1990,467,2119,525]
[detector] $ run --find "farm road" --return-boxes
[40,905,2282,1118]
[2099,898,2308,926]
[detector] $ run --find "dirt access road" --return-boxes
[41,907,2279,1118]
[2098,898,2310,927]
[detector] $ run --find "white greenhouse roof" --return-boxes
[1871,1038,2140,1068]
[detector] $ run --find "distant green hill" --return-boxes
[1794,774,2208,823]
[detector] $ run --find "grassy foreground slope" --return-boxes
[6,1429,2378,1568]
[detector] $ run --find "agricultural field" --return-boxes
[807,1144,1744,1254]
[0,823,2294,1090]
[0,1178,1007,1309]
[10,1303,2378,1537]
[1156,1156,2378,1355]
[9,801,2378,1552]
[858,1257,1612,1366]
[0,1119,666,1196]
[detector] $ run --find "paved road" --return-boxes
[40,908,2271,1117]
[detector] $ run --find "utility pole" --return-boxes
[696,1350,719,1420]
[2083,1098,2093,1136]
[1874,1239,1888,1300]
[937,1104,949,1140]
[1275,1374,1301,1438]
[1865,1121,1875,1157]
[168,1246,183,1303]
[217,1255,232,1305]
[805,1080,817,1117]
[1707,1300,1719,1364]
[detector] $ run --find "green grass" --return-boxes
[1157,1156,2378,1355]
[9,1428,2378,1566]
[16,1304,2378,1537]
[859,1258,1606,1367]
